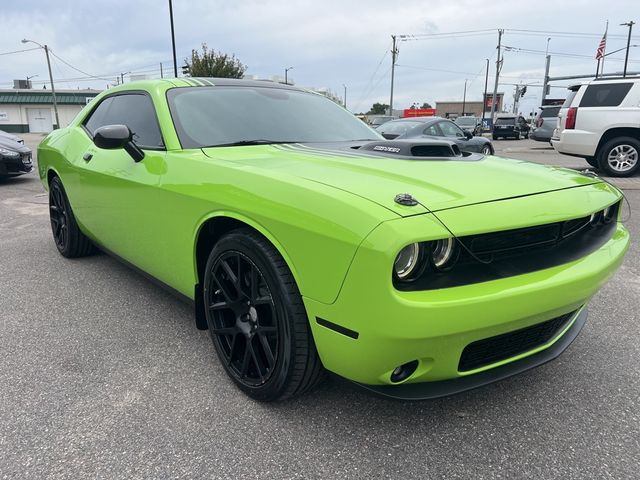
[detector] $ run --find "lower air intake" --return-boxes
[458,310,577,372]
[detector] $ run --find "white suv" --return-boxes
[551,77,640,177]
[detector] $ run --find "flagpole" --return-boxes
[601,20,609,75]
[596,58,601,78]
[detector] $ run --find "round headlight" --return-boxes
[431,238,458,271]
[394,243,424,281]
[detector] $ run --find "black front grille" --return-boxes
[458,310,577,372]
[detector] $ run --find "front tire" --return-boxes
[597,137,640,177]
[203,229,324,401]
[48,176,94,258]
[481,144,493,155]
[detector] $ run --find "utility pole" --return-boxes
[43,45,60,129]
[462,79,467,116]
[343,84,347,110]
[160,62,164,78]
[490,29,504,124]
[389,35,398,116]
[621,20,635,77]
[541,54,551,104]
[512,85,520,114]
[168,0,178,77]
[481,58,489,130]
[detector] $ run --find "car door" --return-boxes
[73,92,168,274]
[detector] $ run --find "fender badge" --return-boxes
[394,193,418,206]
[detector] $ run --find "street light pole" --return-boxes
[462,79,467,116]
[168,0,178,77]
[343,84,347,110]
[621,21,635,77]
[389,35,398,116]
[490,29,504,123]
[284,66,293,85]
[26,74,38,89]
[22,39,60,129]
[481,59,489,130]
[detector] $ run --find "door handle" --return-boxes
[83,153,93,162]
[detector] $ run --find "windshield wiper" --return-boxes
[204,139,297,148]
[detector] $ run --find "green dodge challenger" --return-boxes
[38,78,629,401]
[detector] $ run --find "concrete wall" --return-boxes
[0,104,84,133]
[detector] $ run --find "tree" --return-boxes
[184,43,247,78]
[420,102,432,109]
[368,102,389,115]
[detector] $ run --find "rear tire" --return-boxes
[203,229,324,401]
[48,176,94,258]
[597,136,640,177]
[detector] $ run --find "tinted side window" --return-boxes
[84,97,114,135]
[423,124,441,136]
[562,88,579,108]
[438,121,464,137]
[579,83,633,107]
[84,94,163,148]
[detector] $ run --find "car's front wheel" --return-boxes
[48,176,94,258]
[203,229,324,401]
[481,144,493,155]
[598,137,640,177]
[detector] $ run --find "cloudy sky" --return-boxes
[1,0,638,115]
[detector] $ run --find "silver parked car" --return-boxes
[531,106,560,143]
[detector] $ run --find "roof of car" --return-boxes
[389,116,443,123]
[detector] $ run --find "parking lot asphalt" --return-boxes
[1,134,639,479]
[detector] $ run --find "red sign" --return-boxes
[403,108,436,118]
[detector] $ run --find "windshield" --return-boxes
[455,118,476,126]
[495,117,516,125]
[167,86,382,148]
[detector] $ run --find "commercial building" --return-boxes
[435,93,504,119]
[0,88,100,133]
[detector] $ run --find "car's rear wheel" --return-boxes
[48,176,94,258]
[204,229,324,401]
[481,144,493,155]
[598,137,640,177]
[514,133,520,140]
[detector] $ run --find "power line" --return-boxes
[0,47,41,56]
[504,28,640,40]
[48,50,114,81]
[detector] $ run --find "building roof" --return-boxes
[0,89,101,105]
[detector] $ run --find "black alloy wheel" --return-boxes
[48,176,93,258]
[204,229,324,401]
[208,251,279,386]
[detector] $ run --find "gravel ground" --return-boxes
[0,134,638,479]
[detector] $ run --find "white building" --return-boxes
[0,88,101,133]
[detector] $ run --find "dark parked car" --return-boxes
[375,116,494,155]
[0,136,32,178]
[492,115,530,140]
[454,116,482,136]
[531,106,560,143]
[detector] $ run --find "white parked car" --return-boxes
[551,77,640,177]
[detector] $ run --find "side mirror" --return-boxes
[464,130,473,139]
[93,124,144,162]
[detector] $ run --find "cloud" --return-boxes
[0,0,637,114]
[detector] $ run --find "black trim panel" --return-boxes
[352,308,587,401]
[316,317,359,339]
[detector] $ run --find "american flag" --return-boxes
[596,32,607,60]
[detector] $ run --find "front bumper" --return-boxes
[0,152,33,176]
[354,307,587,400]
[304,186,629,390]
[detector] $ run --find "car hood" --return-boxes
[0,136,30,153]
[202,142,601,216]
